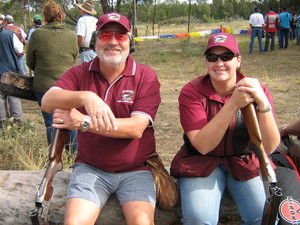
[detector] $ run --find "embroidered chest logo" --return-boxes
[279,196,300,224]
[118,90,134,103]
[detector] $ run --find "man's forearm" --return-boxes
[41,88,90,113]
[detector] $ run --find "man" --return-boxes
[278,7,292,49]
[249,7,265,54]
[41,12,161,225]
[76,1,98,63]
[0,13,4,25]
[0,20,24,128]
[4,15,27,75]
[27,14,42,42]
[264,7,279,51]
[297,11,300,45]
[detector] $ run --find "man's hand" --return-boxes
[81,92,118,132]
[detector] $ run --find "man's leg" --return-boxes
[270,32,275,50]
[7,95,23,120]
[284,29,289,48]
[123,201,155,225]
[118,170,156,225]
[257,28,264,52]
[249,29,257,53]
[264,33,270,51]
[64,198,100,225]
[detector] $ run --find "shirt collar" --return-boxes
[88,55,136,77]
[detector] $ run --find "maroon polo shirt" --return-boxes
[171,72,276,180]
[53,55,161,172]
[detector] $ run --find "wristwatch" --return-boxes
[256,104,272,113]
[80,115,90,132]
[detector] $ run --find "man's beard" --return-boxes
[97,46,129,67]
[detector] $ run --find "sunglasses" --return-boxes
[98,31,129,43]
[205,52,238,62]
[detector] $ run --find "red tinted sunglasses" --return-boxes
[98,31,129,43]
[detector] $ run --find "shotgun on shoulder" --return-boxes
[241,103,282,225]
[30,128,69,225]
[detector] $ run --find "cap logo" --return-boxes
[213,34,228,43]
[107,13,121,22]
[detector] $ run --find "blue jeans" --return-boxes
[264,32,276,51]
[80,50,96,64]
[35,92,78,152]
[0,91,23,121]
[296,27,300,45]
[17,55,25,75]
[179,165,266,225]
[279,28,290,48]
[249,27,263,53]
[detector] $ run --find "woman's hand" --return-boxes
[235,78,269,108]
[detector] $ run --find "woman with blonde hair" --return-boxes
[27,0,78,151]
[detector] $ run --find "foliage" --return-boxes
[2,0,300,32]
[0,118,75,170]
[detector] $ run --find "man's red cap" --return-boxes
[204,32,240,55]
[96,12,131,32]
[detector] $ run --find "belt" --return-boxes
[79,47,92,53]
[252,26,262,28]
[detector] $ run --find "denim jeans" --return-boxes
[17,55,25,75]
[80,50,96,64]
[264,32,276,51]
[35,92,78,152]
[296,27,300,45]
[179,165,266,225]
[0,91,23,121]
[249,27,264,53]
[279,28,290,48]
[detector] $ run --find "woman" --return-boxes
[171,33,280,225]
[26,0,78,150]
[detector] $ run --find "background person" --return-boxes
[278,7,292,49]
[249,7,265,54]
[41,12,161,225]
[26,0,78,151]
[264,7,279,52]
[171,32,280,225]
[76,0,97,64]
[26,14,42,42]
[4,15,27,75]
[0,19,24,128]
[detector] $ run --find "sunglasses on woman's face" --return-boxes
[205,52,238,62]
[98,31,129,43]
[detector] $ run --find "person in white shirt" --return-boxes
[249,7,265,54]
[76,1,98,64]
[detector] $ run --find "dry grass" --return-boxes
[1,20,299,170]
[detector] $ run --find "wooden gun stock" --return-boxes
[30,128,69,225]
[240,104,276,183]
[241,104,282,225]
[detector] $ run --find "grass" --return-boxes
[1,20,299,170]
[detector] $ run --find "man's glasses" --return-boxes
[98,31,129,43]
[205,53,238,62]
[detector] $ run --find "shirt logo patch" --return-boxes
[118,90,134,103]
[213,34,228,43]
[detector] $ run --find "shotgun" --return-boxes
[30,128,69,225]
[241,104,282,225]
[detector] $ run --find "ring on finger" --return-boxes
[59,119,64,124]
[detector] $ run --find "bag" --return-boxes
[145,154,178,210]
[0,72,37,101]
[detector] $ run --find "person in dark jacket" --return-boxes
[26,0,78,151]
